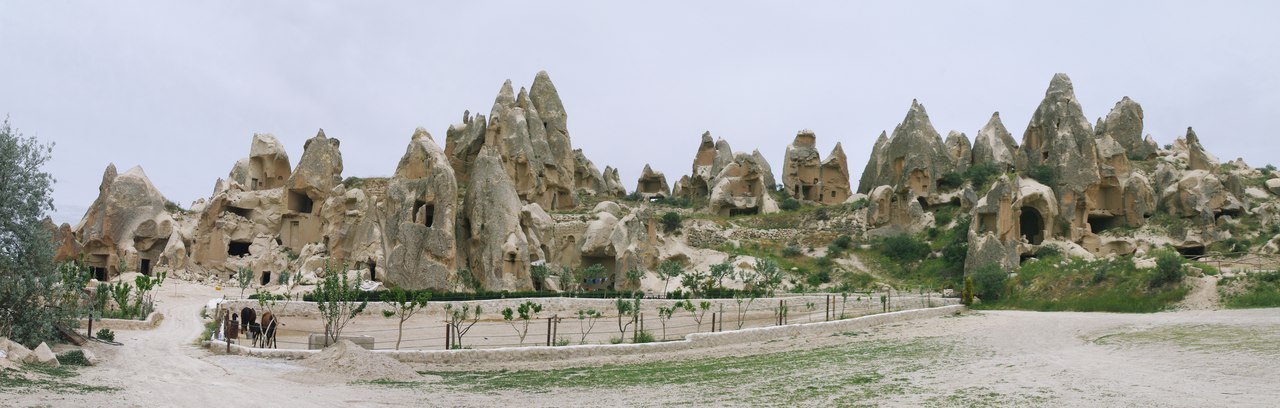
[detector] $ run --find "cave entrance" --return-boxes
[1020,207,1045,245]
[1176,245,1206,258]
[916,197,929,210]
[260,271,271,286]
[368,261,377,281]
[140,259,151,276]
[287,190,314,214]
[1088,215,1123,234]
[228,241,251,257]
[413,200,435,227]
[729,207,760,217]
[227,206,252,218]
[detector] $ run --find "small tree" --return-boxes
[839,292,850,319]
[313,263,368,346]
[962,276,975,305]
[381,287,430,350]
[624,266,645,294]
[453,268,483,293]
[614,296,640,341]
[133,271,166,318]
[501,301,543,346]
[109,282,134,319]
[443,304,482,349]
[579,264,606,290]
[236,267,253,298]
[733,293,756,330]
[754,258,784,296]
[530,263,550,291]
[558,266,577,292]
[656,301,680,341]
[656,259,683,296]
[971,264,1008,301]
[575,308,602,345]
[680,269,709,297]
[709,262,734,291]
[804,301,816,322]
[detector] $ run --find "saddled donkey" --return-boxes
[241,307,257,340]
[255,311,279,349]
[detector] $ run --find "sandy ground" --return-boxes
[4,280,1279,407]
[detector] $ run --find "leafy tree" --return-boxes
[529,263,550,291]
[558,265,577,292]
[754,258,784,296]
[660,211,682,233]
[501,301,543,345]
[937,172,964,190]
[709,262,735,291]
[578,264,607,290]
[109,282,134,319]
[236,267,253,298]
[313,263,368,346]
[965,162,1000,188]
[575,308,602,345]
[0,119,84,346]
[657,301,680,341]
[1029,164,1057,186]
[962,276,975,305]
[614,295,640,341]
[656,259,683,296]
[381,287,430,350]
[133,272,166,318]
[733,293,756,329]
[444,303,482,349]
[624,266,644,293]
[680,268,709,297]
[680,300,713,332]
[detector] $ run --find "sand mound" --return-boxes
[300,340,419,382]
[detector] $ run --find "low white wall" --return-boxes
[79,312,164,331]
[207,304,965,364]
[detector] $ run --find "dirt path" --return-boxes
[6,280,1279,407]
[1178,274,1221,310]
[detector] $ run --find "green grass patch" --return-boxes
[420,338,963,405]
[974,255,1189,313]
[1093,323,1280,355]
[0,364,119,394]
[1220,271,1280,309]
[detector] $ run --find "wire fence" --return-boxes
[217,293,956,351]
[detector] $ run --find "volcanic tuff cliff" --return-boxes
[56,72,1280,293]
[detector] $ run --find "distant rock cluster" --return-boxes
[53,72,1280,292]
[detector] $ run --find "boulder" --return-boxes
[1096,96,1156,160]
[1183,127,1218,172]
[964,231,1018,276]
[752,149,777,189]
[1267,178,1280,196]
[32,342,58,367]
[4,338,31,364]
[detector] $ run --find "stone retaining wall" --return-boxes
[206,304,964,363]
[80,312,165,331]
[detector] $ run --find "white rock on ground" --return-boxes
[32,342,59,367]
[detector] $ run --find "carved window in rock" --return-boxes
[413,200,435,227]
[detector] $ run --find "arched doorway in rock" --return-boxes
[1020,207,1045,245]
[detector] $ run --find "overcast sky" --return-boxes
[3,1,1278,225]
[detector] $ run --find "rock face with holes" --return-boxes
[708,152,780,217]
[783,130,852,204]
[635,164,670,200]
[382,128,458,290]
[1096,96,1158,160]
[65,164,176,279]
[601,166,627,198]
[458,147,533,291]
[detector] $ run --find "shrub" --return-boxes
[971,264,1008,301]
[56,350,91,366]
[633,330,655,343]
[937,172,964,190]
[880,234,930,265]
[964,162,1000,189]
[660,211,682,233]
[96,328,115,342]
[781,245,802,258]
[779,198,801,211]
[1028,164,1057,186]
[1033,245,1062,259]
[1150,249,1184,288]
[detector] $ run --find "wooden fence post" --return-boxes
[711,313,717,333]
[546,316,553,346]
[445,323,451,350]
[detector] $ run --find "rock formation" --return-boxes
[70,164,175,279]
[458,147,532,291]
[601,166,626,198]
[1096,97,1158,160]
[971,113,1018,170]
[782,130,851,204]
[635,164,670,200]
[381,128,458,290]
